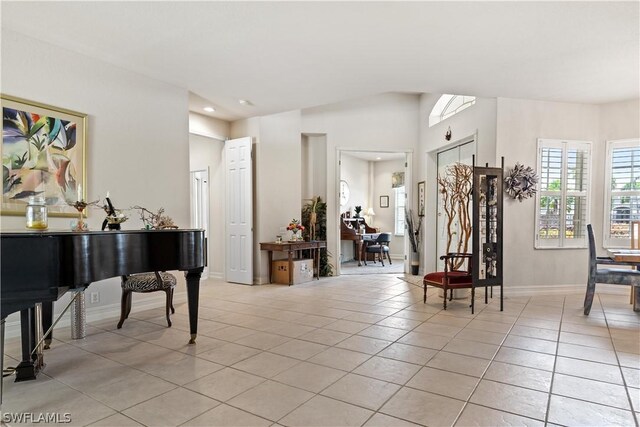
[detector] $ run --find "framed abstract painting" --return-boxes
[2,95,87,217]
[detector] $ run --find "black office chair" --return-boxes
[584,224,640,315]
[364,232,392,266]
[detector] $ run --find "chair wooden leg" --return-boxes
[423,282,427,303]
[170,288,175,314]
[125,291,133,319]
[387,252,392,265]
[117,290,129,329]
[380,249,385,266]
[165,289,172,327]
[584,279,596,315]
[443,285,448,310]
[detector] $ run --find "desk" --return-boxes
[260,241,326,285]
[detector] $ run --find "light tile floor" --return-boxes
[2,275,639,426]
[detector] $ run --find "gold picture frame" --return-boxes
[2,94,87,217]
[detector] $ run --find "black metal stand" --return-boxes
[471,157,504,314]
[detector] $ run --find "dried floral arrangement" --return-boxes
[131,206,178,229]
[405,208,423,253]
[504,163,538,202]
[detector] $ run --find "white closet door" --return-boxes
[225,137,253,284]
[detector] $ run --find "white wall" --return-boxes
[189,112,230,141]
[419,95,497,273]
[189,133,225,278]
[373,158,406,257]
[339,153,369,261]
[340,153,369,215]
[1,30,191,327]
[301,134,328,202]
[302,93,420,273]
[496,98,601,291]
[231,112,302,283]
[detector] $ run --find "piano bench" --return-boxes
[118,272,177,329]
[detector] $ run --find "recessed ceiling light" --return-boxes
[376,157,382,160]
[203,106,215,112]
[238,99,253,106]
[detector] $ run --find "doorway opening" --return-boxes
[435,139,476,270]
[190,169,209,277]
[336,149,412,276]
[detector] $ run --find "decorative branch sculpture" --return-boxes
[131,206,178,229]
[437,163,473,269]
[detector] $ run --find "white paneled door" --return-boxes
[225,137,253,284]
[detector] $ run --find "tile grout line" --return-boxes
[541,294,566,426]
[600,294,640,427]
[449,295,532,426]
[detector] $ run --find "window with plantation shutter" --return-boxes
[604,139,640,248]
[535,139,591,248]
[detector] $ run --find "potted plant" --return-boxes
[302,197,333,276]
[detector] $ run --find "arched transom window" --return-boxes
[429,94,476,127]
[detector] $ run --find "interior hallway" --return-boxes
[2,275,639,426]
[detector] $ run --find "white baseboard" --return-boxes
[209,271,224,280]
[4,291,187,340]
[501,283,630,297]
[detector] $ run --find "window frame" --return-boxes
[534,138,592,249]
[394,185,405,236]
[603,138,640,248]
[428,94,476,127]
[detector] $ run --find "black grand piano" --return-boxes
[1,229,205,382]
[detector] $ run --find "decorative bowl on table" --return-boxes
[106,210,128,225]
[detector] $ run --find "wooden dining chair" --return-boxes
[423,253,473,310]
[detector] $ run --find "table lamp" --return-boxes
[365,207,375,225]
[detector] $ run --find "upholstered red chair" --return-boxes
[423,253,473,310]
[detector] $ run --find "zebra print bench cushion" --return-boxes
[122,272,177,292]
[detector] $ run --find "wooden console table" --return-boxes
[260,240,327,285]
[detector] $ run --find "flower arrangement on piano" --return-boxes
[287,218,305,241]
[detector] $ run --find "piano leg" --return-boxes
[15,308,36,382]
[1,318,4,405]
[185,268,203,344]
[42,301,53,349]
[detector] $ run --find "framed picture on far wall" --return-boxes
[380,195,389,208]
[1,94,87,217]
[418,181,425,216]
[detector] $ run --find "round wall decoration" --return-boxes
[504,163,538,202]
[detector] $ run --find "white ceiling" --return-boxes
[3,2,638,121]
[342,151,405,162]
